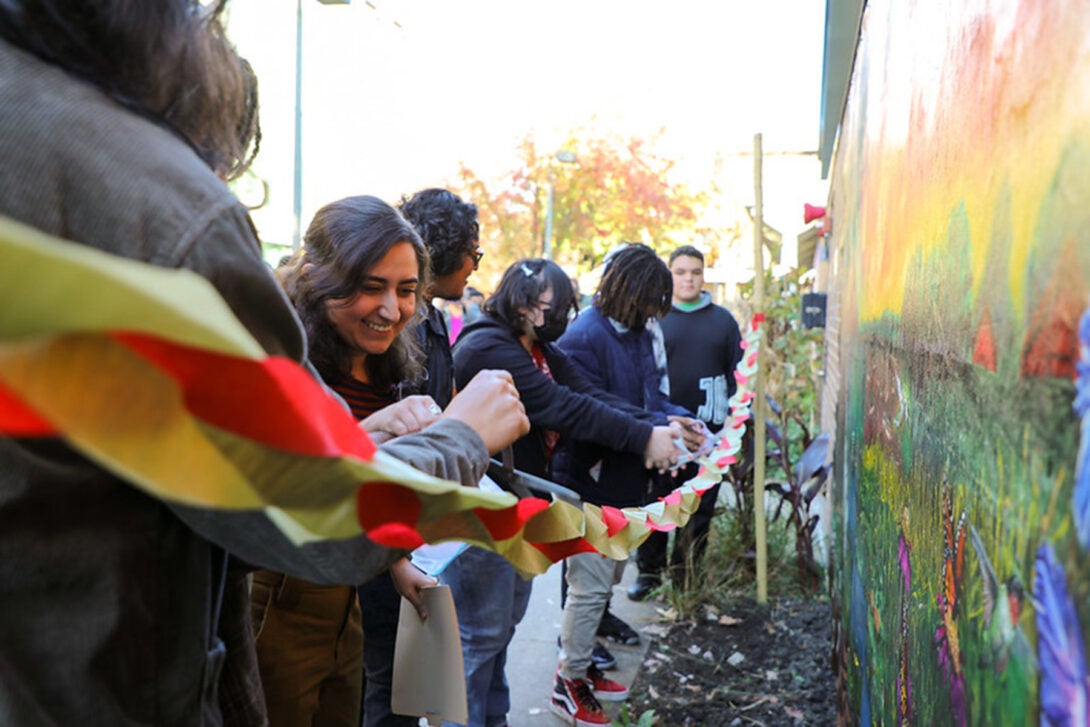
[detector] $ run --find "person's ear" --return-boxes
[301,262,315,276]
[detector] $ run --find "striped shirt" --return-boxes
[330,375,396,421]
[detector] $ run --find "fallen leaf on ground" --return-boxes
[719,614,743,626]
[643,624,670,638]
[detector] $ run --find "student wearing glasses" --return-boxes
[397,188,483,410]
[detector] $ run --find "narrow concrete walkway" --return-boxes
[505,560,661,726]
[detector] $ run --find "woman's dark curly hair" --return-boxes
[484,258,577,336]
[279,195,430,389]
[595,243,672,329]
[398,188,479,278]
[0,0,260,181]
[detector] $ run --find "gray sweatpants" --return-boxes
[558,551,628,678]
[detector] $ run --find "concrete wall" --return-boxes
[827,0,1090,723]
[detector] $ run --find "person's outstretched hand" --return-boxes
[644,425,682,473]
[668,415,707,452]
[389,557,437,620]
[360,395,442,445]
[442,370,529,454]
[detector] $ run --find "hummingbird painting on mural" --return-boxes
[966,525,1036,676]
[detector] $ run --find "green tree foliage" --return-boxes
[454,133,708,277]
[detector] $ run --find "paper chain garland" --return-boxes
[0,215,762,575]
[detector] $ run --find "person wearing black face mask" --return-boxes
[444,258,682,727]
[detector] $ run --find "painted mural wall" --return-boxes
[828,0,1090,724]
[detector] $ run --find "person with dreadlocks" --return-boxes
[548,243,706,726]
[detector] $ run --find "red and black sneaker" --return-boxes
[550,670,610,726]
[587,664,629,701]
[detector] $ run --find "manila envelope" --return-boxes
[390,584,467,726]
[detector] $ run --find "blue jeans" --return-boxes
[357,572,417,727]
[440,546,533,727]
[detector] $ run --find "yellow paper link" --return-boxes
[0,216,762,572]
[0,332,513,530]
[0,334,264,509]
[0,215,264,359]
[612,319,763,540]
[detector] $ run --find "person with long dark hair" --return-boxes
[346,187,483,727]
[629,245,743,600]
[0,4,527,723]
[447,258,683,727]
[255,195,446,727]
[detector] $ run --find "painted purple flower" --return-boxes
[934,590,967,727]
[1074,306,1090,550]
[1034,543,1088,725]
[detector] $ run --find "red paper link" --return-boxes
[600,505,629,538]
[752,313,765,324]
[355,481,423,542]
[531,537,597,562]
[0,381,56,436]
[473,497,550,542]
[114,332,375,461]
[367,522,425,550]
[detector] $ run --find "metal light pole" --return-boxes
[752,132,768,604]
[543,150,577,260]
[292,0,352,250]
[291,0,304,250]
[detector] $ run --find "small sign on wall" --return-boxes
[802,293,827,328]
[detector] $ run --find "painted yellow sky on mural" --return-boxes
[846,0,1090,322]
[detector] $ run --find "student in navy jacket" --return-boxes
[550,244,705,725]
[630,245,744,600]
[447,258,682,727]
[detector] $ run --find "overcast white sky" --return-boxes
[226,0,828,251]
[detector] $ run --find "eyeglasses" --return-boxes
[469,247,484,269]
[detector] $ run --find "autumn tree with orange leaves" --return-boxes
[454,133,708,281]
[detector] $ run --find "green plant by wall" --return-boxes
[707,267,829,595]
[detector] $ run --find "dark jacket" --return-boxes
[551,307,691,507]
[660,291,743,429]
[453,315,657,480]
[410,301,455,409]
[0,39,487,726]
